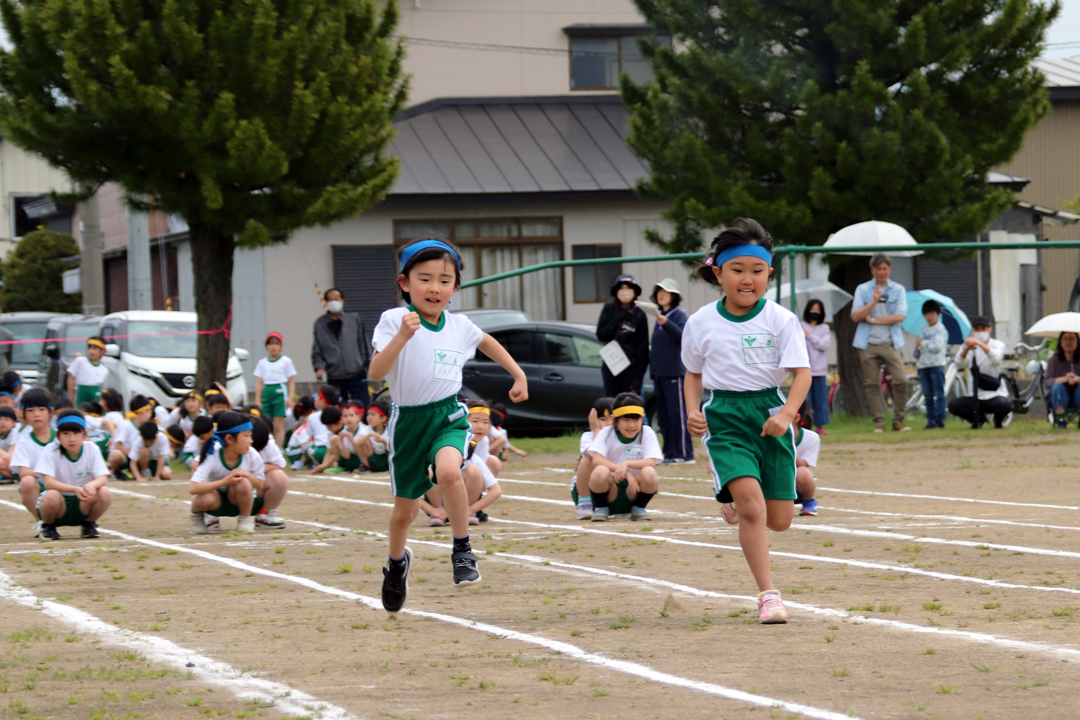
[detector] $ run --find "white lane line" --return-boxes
[829,506,1080,533]
[108,489,1080,661]
[278,489,1080,597]
[10,502,860,720]
[0,561,362,719]
[817,486,1079,511]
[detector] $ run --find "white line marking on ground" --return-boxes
[0,559,362,719]
[817,486,1079,511]
[6,501,860,720]
[829,506,1080,532]
[107,488,1080,661]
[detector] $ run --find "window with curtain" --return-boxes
[392,218,565,320]
[569,34,671,90]
[571,244,622,303]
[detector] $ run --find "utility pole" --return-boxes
[79,185,106,316]
[126,201,152,311]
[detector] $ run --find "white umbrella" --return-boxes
[778,278,854,317]
[1026,312,1080,338]
[824,221,924,257]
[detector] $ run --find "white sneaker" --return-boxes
[428,516,446,527]
[291,460,305,471]
[204,514,220,531]
[468,514,480,526]
[190,512,211,535]
[31,521,42,538]
[256,513,286,529]
[236,515,256,534]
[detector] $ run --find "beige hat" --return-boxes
[653,278,681,295]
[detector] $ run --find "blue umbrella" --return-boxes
[902,289,972,345]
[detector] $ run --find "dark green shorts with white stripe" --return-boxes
[206,487,265,517]
[701,387,796,502]
[388,395,470,500]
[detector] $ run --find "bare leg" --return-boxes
[432,446,468,539]
[388,497,420,559]
[463,464,484,505]
[37,490,63,523]
[795,467,816,499]
[486,455,502,477]
[228,478,254,516]
[18,475,40,520]
[588,465,615,501]
[272,417,285,450]
[727,477,794,593]
[84,487,113,521]
[574,455,594,499]
[262,468,290,510]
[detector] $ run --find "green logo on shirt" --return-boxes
[741,333,779,366]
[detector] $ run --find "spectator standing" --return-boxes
[915,300,950,429]
[649,279,693,464]
[596,275,649,396]
[850,254,910,432]
[948,317,1011,429]
[311,288,371,406]
[801,299,831,432]
[1045,331,1080,429]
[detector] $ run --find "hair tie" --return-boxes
[705,257,714,267]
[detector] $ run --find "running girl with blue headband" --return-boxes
[369,236,529,612]
[33,409,113,540]
[681,218,811,624]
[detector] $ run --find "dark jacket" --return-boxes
[596,302,650,385]
[312,312,370,380]
[649,306,687,377]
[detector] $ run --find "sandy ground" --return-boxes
[0,431,1079,719]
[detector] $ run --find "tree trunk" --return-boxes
[189,221,235,394]
[829,259,870,416]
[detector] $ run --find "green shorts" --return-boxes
[701,387,796,501]
[206,487,264,517]
[388,396,470,499]
[75,385,101,406]
[93,435,111,460]
[181,452,195,469]
[338,454,361,472]
[36,491,89,526]
[261,384,287,419]
[135,458,160,477]
[306,445,328,466]
[285,449,303,465]
[368,452,389,473]
[570,480,633,514]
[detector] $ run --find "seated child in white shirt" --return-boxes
[583,393,661,523]
[571,397,614,520]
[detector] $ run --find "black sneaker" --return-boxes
[112,467,131,481]
[476,510,489,523]
[40,523,60,540]
[452,549,481,586]
[80,521,99,539]
[381,547,412,613]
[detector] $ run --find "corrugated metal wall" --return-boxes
[996,99,1080,314]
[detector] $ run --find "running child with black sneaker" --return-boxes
[681,219,811,624]
[368,237,528,612]
[34,410,112,540]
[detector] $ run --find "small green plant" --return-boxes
[831,668,850,677]
[936,685,956,694]
[924,648,937,655]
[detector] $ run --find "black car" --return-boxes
[38,316,104,401]
[460,321,655,434]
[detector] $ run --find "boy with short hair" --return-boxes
[915,299,950,430]
[585,393,661,522]
[254,333,297,449]
[0,406,19,481]
[307,406,343,474]
[130,421,172,481]
[571,397,614,519]
[34,410,112,540]
[65,337,110,405]
[204,386,232,415]
[12,390,56,536]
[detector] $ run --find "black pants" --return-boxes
[654,376,693,460]
[948,396,1013,428]
[329,374,371,407]
[601,365,641,397]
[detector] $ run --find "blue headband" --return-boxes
[400,240,462,272]
[711,244,773,269]
[0,392,13,400]
[215,422,253,436]
[57,415,87,429]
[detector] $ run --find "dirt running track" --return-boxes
[1,433,1079,720]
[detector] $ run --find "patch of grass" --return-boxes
[536,673,577,685]
[972,664,996,673]
[336,564,353,574]
[609,616,636,630]
[1051,608,1074,617]
[936,685,957,694]
[831,668,851,677]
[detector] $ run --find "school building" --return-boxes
[72,2,1080,384]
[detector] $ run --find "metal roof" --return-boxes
[1034,57,1080,88]
[388,96,648,196]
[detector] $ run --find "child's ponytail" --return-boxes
[696,218,775,286]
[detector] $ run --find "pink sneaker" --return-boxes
[720,503,739,525]
[757,590,788,624]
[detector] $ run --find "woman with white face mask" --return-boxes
[948,316,1012,429]
[311,288,372,406]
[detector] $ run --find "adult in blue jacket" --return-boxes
[649,279,693,464]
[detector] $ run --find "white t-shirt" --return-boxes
[371,307,484,407]
[111,420,141,452]
[131,432,171,460]
[192,447,266,485]
[104,411,124,428]
[260,437,287,468]
[682,298,810,392]
[154,406,170,425]
[796,427,821,468]
[471,435,490,463]
[84,415,109,444]
[585,425,662,475]
[254,356,296,386]
[67,356,110,388]
[0,425,19,452]
[464,453,498,489]
[167,408,205,435]
[35,440,108,495]
[579,430,595,455]
[358,424,387,454]
[306,410,331,447]
[285,424,309,453]
[182,433,205,457]
[11,427,56,476]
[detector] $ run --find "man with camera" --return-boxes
[851,254,910,432]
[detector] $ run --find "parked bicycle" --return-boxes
[1001,340,1049,421]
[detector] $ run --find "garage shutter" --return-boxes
[915,257,979,318]
[332,245,398,343]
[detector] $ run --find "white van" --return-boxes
[98,311,248,408]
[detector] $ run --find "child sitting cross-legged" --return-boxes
[188,411,264,534]
[584,393,661,522]
[570,397,614,519]
[330,404,366,473]
[130,421,173,482]
[33,410,113,540]
[354,403,390,473]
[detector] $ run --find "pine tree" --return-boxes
[2,230,82,313]
[0,0,407,387]
[623,0,1057,414]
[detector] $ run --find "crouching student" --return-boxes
[182,416,215,471]
[34,410,112,540]
[0,406,19,481]
[355,403,390,473]
[585,393,661,522]
[130,421,172,482]
[794,404,820,517]
[306,405,343,474]
[165,425,186,461]
[79,402,114,460]
[13,390,56,536]
[570,397,614,519]
[189,412,263,534]
[108,396,153,479]
[330,404,365,473]
[251,415,288,528]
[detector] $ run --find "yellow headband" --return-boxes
[125,404,152,419]
[249,407,262,417]
[468,407,490,416]
[600,409,612,417]
[612,405,644,418]
[205,389,221,397]
[87,339,106,350]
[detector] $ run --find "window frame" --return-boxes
[568,33,671,92]
[571,243,623,304]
